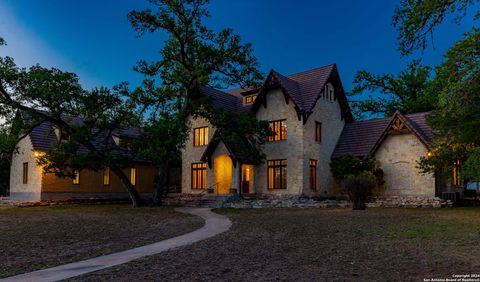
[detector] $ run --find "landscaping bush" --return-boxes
[330,154,384,210]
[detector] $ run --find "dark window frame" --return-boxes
[309,159,317,191]
[268,119,287,142]
[193,126,209,147]
[267,159,287,190]
[22,162,28,184]
[191,162,207,190]
[315,121,322,143]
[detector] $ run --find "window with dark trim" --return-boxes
[73,170,80,185]
[309,159,317,191]
[193,126,209,147]
[191,162,207,189]
[22,162,28,184]
[268,120,287,142]
[267,159,287,190]
[244,95,257,104]
[315,121,322,142]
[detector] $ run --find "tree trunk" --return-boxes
[109,163,145,208]
[152,162,168,206]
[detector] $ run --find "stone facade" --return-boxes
[374,134,435,197]
[9,136,42,201]
[181,86,348,198]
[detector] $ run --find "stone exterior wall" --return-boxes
[255,89,304,195]
[9,136,42,201]
[302,86,345,197]
[374,134,435,197]
[181,115,215,194]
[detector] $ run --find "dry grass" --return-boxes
[71,207,480,281]
[0,204,203,278]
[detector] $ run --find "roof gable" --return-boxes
[332,111,433,158]
[250,64,353,123]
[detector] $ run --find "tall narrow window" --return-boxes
[103,168,110,185]
[191,162,207,189]
[310,159,317,191]
[315,122,322,143]
[193,126,209,147]
[267,159,287,189]
[22,162,28,184]
[73,170,80,185]
[268,120,287,142]
[453,160,462,188]
[130,168,136,186]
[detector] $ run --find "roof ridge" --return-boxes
[286,63,336,78]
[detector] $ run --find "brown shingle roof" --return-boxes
[332,111,433,158]
[208,64,353,122]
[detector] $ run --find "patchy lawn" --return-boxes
[71,207,480,281]
[0,204,203,278]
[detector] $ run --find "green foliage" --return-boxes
[393,0,478,56]
[350,60,435,117]
[417,141,471,176]
[330,154,384,185]
[330,154,384,210]
[127,0,267,166]
[462,148,480,180]
[427,28,480,145]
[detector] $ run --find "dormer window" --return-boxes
[244,94,257,104]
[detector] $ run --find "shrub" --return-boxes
[330,154,384,210]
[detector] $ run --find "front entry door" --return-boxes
[214,155,232,195]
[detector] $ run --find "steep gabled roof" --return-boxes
[250,64,353,122]
[198,64,353,122]
[332,111,433,158]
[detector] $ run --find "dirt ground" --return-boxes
[71,207,480,281]
[0,204,203,278]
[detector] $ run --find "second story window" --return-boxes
[315,121,322,143]
[244,94,257,104]
[268,119,287,142]
[193,126,209,147]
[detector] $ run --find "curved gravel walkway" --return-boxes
[1,207,231,282]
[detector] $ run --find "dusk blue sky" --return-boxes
[0,0,476,93]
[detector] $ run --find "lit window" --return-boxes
[268,120,287,142]
[453,160,462,188]
[73,170,80,185]
[22,162,28,184]
[103,167,110,185]
[310,159,317,191]
[130,168,136,186]
[244,95,257,104]
[267,160,287,190]
[315,122,322,142]
[191,162,207,189]
[193,127,209,147]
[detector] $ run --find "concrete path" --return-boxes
[2,208,232,282]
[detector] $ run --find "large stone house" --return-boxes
[181,64,438,199]
[9,114,155,202]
